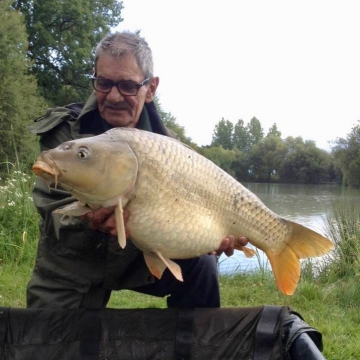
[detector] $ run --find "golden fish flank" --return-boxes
[32,127,334,295]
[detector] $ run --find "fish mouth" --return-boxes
[32,155,61,189]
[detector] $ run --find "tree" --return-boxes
[211,118,234,150]
[246,117,264,148]
[233,119,250,152]
[266,123,281,138]
[279,137,333,183]
[230,149,252,182]
[200,146,238,178]
[0,0,47,170]
[12,0,123,105]
[331,121,360,187]
[248,136,288,182]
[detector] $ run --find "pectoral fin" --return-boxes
[54,201,91,216]
[144,251,183,282]
[115,198,127,249]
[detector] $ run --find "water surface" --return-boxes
[218,183,360,274]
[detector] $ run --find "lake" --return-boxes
[218,183,360,274]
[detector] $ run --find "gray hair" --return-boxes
[95,31,154,78]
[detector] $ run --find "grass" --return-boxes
[1,165,360,358]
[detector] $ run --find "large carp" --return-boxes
[32,128,334,295]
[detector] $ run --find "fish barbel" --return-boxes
[32,128,334,295]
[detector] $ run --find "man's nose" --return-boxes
[106,85,124,102]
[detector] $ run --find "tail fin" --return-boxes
[266,220,334,295]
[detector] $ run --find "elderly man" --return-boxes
[27,31,247,309]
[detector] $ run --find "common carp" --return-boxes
[32,128,334,295]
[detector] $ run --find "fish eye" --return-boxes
[77,147,90,159]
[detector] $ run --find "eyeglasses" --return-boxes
[91,76,150,96]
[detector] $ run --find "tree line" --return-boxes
[1,0,359,187]
[199,117,339,184]
[158,106,360,187]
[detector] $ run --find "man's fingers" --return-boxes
[81,206,116,223]
[235,236,249,247]
[92,206,116,223]
[85,207,130,237]
[224,235,235,257]
[210,235,234,256]
[80,211,94,221]
[218,237,230,254]
[212,235,249,257]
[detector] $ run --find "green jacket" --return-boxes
[29,93,174,291]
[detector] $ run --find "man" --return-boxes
[27,31,248,309]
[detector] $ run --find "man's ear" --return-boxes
[145,77,159,103]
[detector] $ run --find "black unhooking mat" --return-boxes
[0,306,324,360]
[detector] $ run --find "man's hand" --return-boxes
[210,235,249,257]
[81,207,130,236]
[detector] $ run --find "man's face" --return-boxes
[94,52,158,128]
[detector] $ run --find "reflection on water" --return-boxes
[218,183,360,274]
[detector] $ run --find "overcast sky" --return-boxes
[116,0,360,150]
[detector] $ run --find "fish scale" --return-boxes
[32,127,334,295]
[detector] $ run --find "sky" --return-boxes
[115,0,360,151]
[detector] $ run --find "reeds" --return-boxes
[324,204,360,279]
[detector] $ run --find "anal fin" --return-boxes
[233,244,256,258]
[144,251,183,282]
